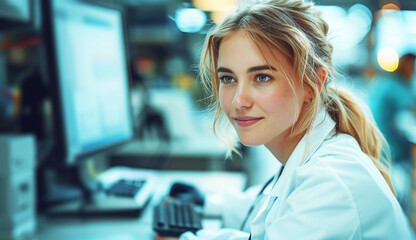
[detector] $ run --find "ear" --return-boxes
[303,67,328,104]
[317,67,328,93]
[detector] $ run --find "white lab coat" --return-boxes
[180,109,415,240]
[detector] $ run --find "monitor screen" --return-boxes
[46,0,133,165]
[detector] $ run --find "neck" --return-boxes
[265,131,303,165]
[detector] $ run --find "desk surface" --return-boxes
[37,170,246,240]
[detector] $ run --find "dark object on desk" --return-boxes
[153,198,203,237]
[106,178,145,198]
[169,182,205,206]
[46,176,152,218]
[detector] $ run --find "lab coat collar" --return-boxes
[269,108,336,196]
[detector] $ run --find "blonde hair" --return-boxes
[199,0,395,196]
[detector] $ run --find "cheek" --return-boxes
[219,87,233,114]
[259,88,293,113]
[259,86,302,124]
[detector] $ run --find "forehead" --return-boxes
[217,30,291,71]
[218,31,265,67]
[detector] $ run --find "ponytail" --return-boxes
[325,86,396,196]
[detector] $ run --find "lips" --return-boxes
[234,116,263,127]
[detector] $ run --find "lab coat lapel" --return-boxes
[269,109,336,197]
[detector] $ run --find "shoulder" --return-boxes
[290,135,365,205]
[295,133,400,223]
[284,134,369,214]
[302,133,391,198]
[286,133,413,238]
[271,142,363,238]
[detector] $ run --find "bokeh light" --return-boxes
[192,0,235,11]
[377,46,399,72]
[175,8,206,33]
[210,6,236,24]
[317,4,373,66]
[382,3,400,11]
[193,0,237,23]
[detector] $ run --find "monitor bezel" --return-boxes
[42,0,134,166]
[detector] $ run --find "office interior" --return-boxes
[0,0,415,239]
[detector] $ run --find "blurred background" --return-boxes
[0,0,415,238]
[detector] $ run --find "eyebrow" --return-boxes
[217,65,277,74]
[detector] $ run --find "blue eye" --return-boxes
[256,74,271,82]
[220,76,235,84]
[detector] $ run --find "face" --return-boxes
[217,31,308,157]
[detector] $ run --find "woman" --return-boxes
[158,0,414,239]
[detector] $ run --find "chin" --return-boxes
[238,136,265,147]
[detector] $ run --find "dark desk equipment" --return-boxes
[106,178,146,198]
[169,182,205,206]
[37,171,247,240]
[153,198,202,237]
[46,167,156,218]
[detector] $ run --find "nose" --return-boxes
[232,81,253,109]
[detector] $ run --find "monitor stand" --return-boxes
[37,164,84,211]
[38,157,151,218]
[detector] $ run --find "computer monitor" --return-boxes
[0,0,33,30]
[40,0,133,207]
[44,0,133,166]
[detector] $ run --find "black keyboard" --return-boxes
[153,198,203,237]
[106,178,145,198]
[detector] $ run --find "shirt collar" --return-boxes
[269,108,336,196]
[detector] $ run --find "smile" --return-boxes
[234,116,263,127]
